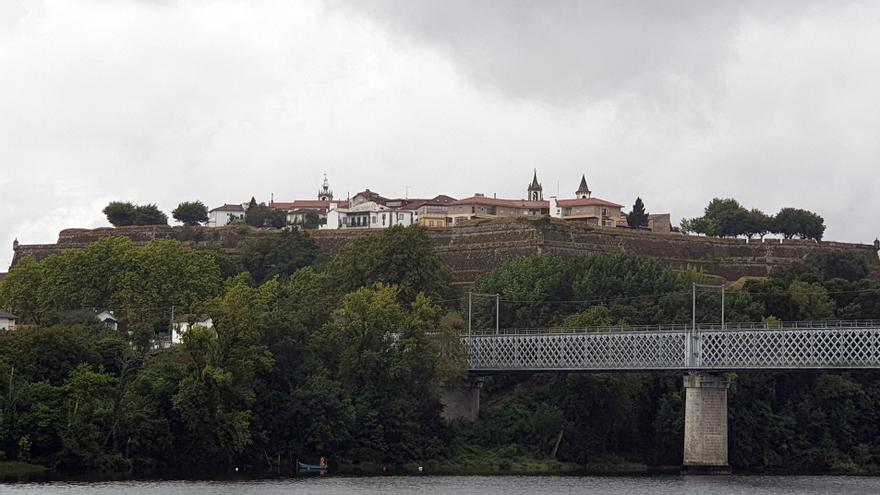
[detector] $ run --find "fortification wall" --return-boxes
[10,219,880,284]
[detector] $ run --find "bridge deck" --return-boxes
[464,320,880,372]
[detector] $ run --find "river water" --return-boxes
[3,476,880,495]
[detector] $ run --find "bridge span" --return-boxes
[445,320,880,473]
[464,320,880,372]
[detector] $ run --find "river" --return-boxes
[3,476,880,495]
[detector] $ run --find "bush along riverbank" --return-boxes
[0,461,49,482]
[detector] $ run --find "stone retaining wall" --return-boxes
[10,219,879,284]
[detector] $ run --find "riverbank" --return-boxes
[0,461,49,482]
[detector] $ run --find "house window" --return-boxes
[382,213,386,225]
[601,208,607,216]
[372,215,377,224]
[471,206,475,214]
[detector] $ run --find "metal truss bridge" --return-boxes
[464,320,880,372]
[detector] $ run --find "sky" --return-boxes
[2,0,880,269]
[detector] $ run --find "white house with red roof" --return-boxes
[208,203,246,227]
[550,174,624,227]
[322,199,416,230]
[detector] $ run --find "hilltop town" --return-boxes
[207,171,673,233]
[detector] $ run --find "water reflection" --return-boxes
[4,475,880,495]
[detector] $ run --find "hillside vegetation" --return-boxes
[1,225,880,475]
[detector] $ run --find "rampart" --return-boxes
[10,219,880,284]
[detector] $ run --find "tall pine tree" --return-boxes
[627,197,649,229]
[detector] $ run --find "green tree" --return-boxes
[679,216,717,236]
[626,197,649,229]
[743,209,772,239]
[302,211,325,229]
[240,230,319,284]
[318,284,450,462]
[172,277,276,467]
[772,207,826,240]
[245,204,286,229]
[103,202,167,227]
[563,306,617,329]
[0,256,45,325]
[172,201,209,226]
[103,202,137,227]
[682,198,772,238]
[326,225,456,304]
[132,204,168,226]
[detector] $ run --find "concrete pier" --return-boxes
[682,372,730,474]
[439,378,482,422]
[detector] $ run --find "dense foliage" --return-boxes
[245,202,286,229]
[0,226,462,474]
[626,197,648,229]
[681,198,826,241]
[171,201,209,226]
[103,202,168,227]
[1,224,880,475]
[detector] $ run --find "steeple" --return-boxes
[527,169,543,201]
[576,174,591,199]
[318,172,334,201]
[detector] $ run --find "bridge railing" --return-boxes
[466,319,880,336]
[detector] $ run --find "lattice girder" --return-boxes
[465,325,880,372]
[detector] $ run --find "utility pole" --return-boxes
[721,285,726,329]
[496,293,500,334]
[468,291,472,336]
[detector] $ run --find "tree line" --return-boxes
[681,198,826,240]
[2,224,880,475]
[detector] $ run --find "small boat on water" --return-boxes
[296,458,328,476]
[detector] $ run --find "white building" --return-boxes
[173,314,214,345]
[322,201,415,230]
[95,310,118,331]
[208,204,246,227]
[0,311,17,331]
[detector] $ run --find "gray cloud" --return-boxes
[329,0,812,104]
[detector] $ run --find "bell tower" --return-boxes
[576,174,591,199]
[527,170,543,201]
[318,173,334,201]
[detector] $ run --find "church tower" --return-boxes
[576,174,591,199]
[527,170,543,201]
[318,173,334,201]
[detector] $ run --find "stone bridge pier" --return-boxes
[439,377,482,422]
[683,372,731,474]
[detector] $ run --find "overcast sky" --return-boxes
[2,0,880,269]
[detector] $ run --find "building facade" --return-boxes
[0,311,17,331]
[207,204,246,227]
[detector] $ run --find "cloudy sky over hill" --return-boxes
[2,0,880,268]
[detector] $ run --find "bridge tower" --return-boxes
[682,372,730,473]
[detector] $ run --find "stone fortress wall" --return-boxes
[10,218,880,284]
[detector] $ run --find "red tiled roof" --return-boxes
[557,197,623,208]
[450,196,550,209]
[432,195,457,203]
[175,314,211,324]
[270,200,349,210]
[210,204,245,213]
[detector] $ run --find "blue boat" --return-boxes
[296,458,328,476]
